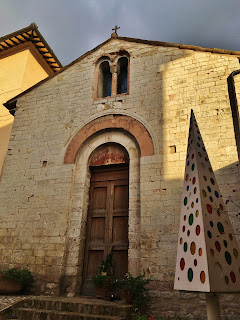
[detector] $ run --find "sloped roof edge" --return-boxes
[5,36,240,111]
[0,23,62,72]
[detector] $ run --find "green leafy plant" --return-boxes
[97,253,113,275]
[92,273,111,287]
[123,273,151,314]
[0,268,34,291]
[109,276,123,291]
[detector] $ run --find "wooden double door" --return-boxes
[82,164,129,295]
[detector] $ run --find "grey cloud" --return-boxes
[0,0,240,66]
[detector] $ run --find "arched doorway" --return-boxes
[81,143,129,295]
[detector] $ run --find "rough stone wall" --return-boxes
[0,39,240,316]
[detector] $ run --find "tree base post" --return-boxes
[205,292,221,320]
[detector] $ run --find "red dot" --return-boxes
[183,226,185,232]
[230,271,236,283]
[194,259,197,266]
[196,225,201,236]
[207,204,212,214]
[219,204,223,211]
[192,177,196,185]
[192,154,194,159]
[215,241,221,252]
[180,258,185,271]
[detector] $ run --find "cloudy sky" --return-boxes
[1,0,240,66]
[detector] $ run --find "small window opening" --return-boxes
[117,57,128,94]
[98,61,112,98]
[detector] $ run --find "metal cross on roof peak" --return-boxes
[112,25,120,34]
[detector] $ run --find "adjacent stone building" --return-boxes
[1,28,240,318]
[0,23,62,174]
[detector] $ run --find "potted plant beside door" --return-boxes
[0,268,34,294]
[122,273,151,314]
[92,254,113,299]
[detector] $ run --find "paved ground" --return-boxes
[0,295,26,311]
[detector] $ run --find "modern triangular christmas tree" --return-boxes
[174,110,240,293]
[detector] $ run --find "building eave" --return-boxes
[0,23,62,73]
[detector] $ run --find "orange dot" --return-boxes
[190,242,196,255]
[180,238,183,244]
[199,248,202,256]
[200,271,205,283]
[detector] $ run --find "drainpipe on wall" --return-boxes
[227,69,240,163]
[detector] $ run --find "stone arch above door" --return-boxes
[62,131,141,295]
[64,114,154,164]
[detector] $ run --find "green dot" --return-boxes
[184,197,188,206]
[207,186,211,192]
[184,242,188,252]
[191,163,195,171]
[188,268,193,282]
[207,231,212,239]
[189,214,194,226]
[217,222,224,234]
[225,251,232,265]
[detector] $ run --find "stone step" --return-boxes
[17,308,126,320]
[21,297,131,317]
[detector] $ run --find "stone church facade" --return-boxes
[1,32,240,317]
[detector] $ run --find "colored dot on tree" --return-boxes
[188,268,193,282]
[230,272,236,283]
[217,222,224,234]
[225,251,232,265]
[190,242,196,255]
[207,204,212,214]
[200,271,205,284]
[184,242,188,252]
[180,258,185,270]
[196,225,200,236]
[215,241,221,252]
[210,178,215,185]
[233,248,238,259]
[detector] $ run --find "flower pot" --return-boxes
[124,289,133,304]
[0,275,24,294]
[95,278,112,299]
